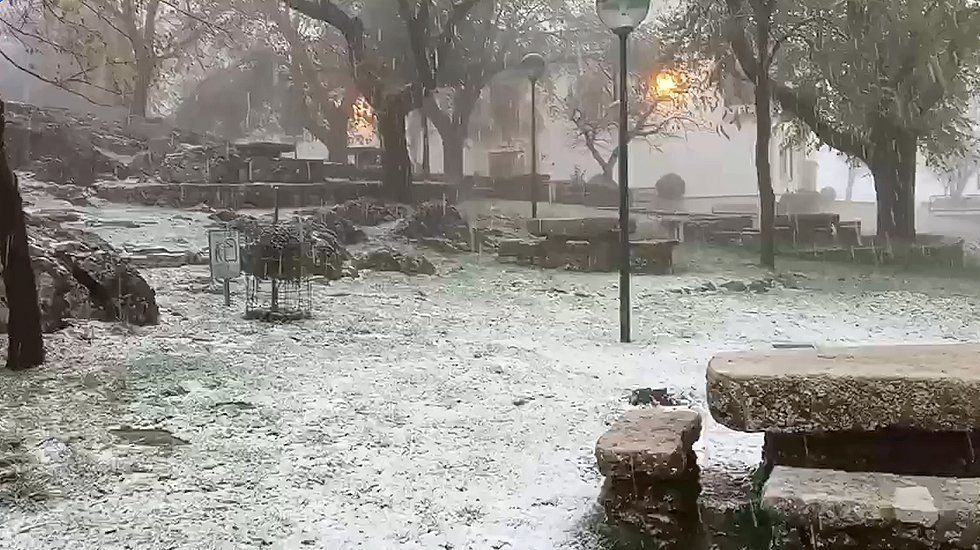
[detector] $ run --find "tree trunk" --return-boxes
[0,100,44,370]
[325,107,350,164]
[754,0,776,270]
[868,132,916,243]
[894,134,917,241]
[870,159,897,242]
[601,161,615,184]
[421,109,431,179]
[131,57,154,118]
[846,165,857,201]
[376,97,412,203]
[442,127,464,185]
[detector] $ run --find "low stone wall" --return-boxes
[95,181,459,209]
[497,237,678,274]
[683,212,966,268]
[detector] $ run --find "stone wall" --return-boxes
[95,182,459,209]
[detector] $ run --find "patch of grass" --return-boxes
[575,506,669,550]
[728,465,788,550]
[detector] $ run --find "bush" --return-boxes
[820,186,837,202]
[655,173,686,200]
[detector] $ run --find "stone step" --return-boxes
[707,344,980,433]
[763,466,980,548]
[595,408,701,481]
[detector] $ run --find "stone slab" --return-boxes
[496,239,541,259]
[527,217,635,239]
[707,344,980,433]
[595,408,701,480]
[762,466,980,548]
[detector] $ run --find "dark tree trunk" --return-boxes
[868,132,916,243]
[377,97,413,203]
[325,107,350,164]
[131,58,153,118]
[442,128,464,185]
[0,100,44,370]
[754,0,776,270]
[421,109,431,179]
[870,160,897,242]
[894,133,917,241]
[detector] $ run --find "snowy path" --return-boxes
[2,248,980,549]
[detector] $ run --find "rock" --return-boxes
[699,281,717,292]
[764,429,980,477]
[396,201,471,244]
[763,466,980,548]
[595,408,702,480]
[419,237,468,254]
[747,279,771,293]
[330,198,406,226]
[0,215,159,333]
[628,388,679,407]
[720,280,747,292]
[356,248,435,276]
[109,427,189,447]
[210,209,239,223]
[707,344,980,433]
[309,210,366,245]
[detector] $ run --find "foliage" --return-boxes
[666,0,980,239]
[0,0,241,115]
[555,14,718,179]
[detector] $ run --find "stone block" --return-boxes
[497,239,542,259]
[631,240,678,275]
[599,475,702,546]
[707,344,980,433]
[595,408,702,480]
[836,221,862,247]
[712,215,755,232]
[764,430,980,477]
[763,466,980,549]
[526,217,635,239]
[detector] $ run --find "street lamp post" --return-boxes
[596,0,650,344]
[521,53,546,219]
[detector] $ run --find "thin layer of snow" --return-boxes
[2,208,979,549]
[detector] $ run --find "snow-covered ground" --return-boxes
[3,204,980,549]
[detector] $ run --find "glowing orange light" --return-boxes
[648,70,687,102]
[348,96,377,146]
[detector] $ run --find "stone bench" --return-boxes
[707,344,980,433]
[763,466,980,549]
[595,408,703,543]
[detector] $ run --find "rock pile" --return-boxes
[355,248,436,276]
[0,214,159,332]
[708,344,980,548]
[2,101,220,187]
[595,408,703,547]
[396,201,471,244]
[329,198,406,227]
